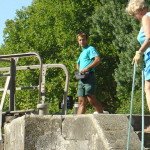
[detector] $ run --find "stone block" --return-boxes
[93,114,142,150]
[3,114,143,150]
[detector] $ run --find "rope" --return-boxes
[141,63,145,150]
[126,63,136,150]
[126,63,145,150]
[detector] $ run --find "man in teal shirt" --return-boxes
[76,33,103,114]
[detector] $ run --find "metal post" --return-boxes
[37,103,49,115]
[62,91,68,115]
[41,67,47,103]
[9,58,16,111]
[74,102,79,114]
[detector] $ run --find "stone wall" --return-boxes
[3,114,142,150]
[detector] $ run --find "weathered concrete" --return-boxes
[3,114,142,150]
[0,140,3,150]
[93,114,141,150]
[62,115,106,150]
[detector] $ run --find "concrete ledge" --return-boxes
[93,114,141,150]
[3,114,142,150]
[0,140,3,150]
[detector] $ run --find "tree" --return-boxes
[110,0,150,114]
[89,1,127,112]
[1,0,101,113]
[1,0,148,114]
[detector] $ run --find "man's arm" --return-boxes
[80,56,101,74]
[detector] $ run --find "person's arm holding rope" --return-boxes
[132,15,150,66]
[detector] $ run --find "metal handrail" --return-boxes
[0,52,42,141]
[0,64,69,115]
[0,52,43,105]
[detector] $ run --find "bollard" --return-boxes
[67,96,73,109]
[74,102,79,114]
[37,103,49,115]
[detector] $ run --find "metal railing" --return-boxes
[0,53,69,115]
[0,52,43,111]
[0,52,70,142]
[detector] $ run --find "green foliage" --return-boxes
[0,0,100,113]
[89,0,149,114]
[0,0,149,115]
[116,89,149,114]
[89,1,129,112]
[113,0,150,114]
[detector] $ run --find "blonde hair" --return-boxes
[126,0,148,15]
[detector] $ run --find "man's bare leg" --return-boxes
[87,94,103,113]
[77,96,87,114]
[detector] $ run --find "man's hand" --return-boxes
[80,68,89,74]
[132,51,143,66]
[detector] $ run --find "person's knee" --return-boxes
[145,84,150,93]
[145,81,150,93]
[87,95,97,106]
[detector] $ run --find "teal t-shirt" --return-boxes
[77,45,99,72]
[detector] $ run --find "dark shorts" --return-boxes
[77,72,96,97]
